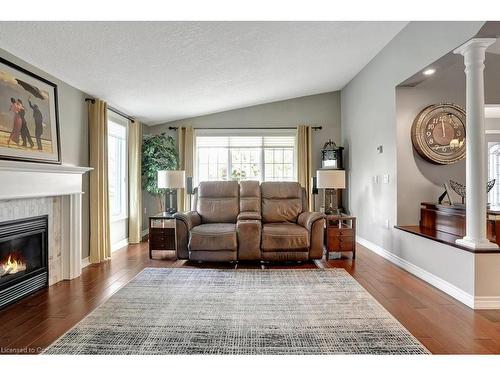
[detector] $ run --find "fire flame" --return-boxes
[0,253,27,277]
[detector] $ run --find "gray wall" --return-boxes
[396,52,500,226]
[486,118,500,130]
[396,61,466,225]
[341,21,484,251]
[0,47,90,259]
[143,91,341,229]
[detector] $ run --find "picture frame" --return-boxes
[0,56,61,164]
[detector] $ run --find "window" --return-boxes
[108,119,128,220]
[489,142,500,206]
[195,131,296,184]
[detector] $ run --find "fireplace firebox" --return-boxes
[0,216,48,310]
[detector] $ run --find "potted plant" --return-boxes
[142,133,179,212]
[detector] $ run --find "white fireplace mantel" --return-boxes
[0,161,92,200]
[0,160,92,280]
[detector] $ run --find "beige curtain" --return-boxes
[128,120,142,244]
[88,99,111,263]
[297,125,313,210]
[178,126,194,211]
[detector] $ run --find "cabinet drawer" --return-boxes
[327,236,354,251]
[150,235,176,250]
[150,228,175,237]
[327,227,354,237]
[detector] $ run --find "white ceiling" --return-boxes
[0,21,407,125]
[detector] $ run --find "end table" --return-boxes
[325,215,356,260]
[149,212,176,259]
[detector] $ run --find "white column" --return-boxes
[62,193,83,279]
[454,38,498,250]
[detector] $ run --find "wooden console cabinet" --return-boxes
[420,202,500,246]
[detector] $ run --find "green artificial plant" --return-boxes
[142,133,179,211]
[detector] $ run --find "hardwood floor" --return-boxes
[1,241,500,354]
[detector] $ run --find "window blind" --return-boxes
[197,135,295,148]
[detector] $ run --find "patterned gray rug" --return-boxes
[44,268,429,354]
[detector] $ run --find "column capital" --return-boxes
[453,38,496,56]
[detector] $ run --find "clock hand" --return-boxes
[441,119,446,138]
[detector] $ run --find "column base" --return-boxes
[456,237,499,250]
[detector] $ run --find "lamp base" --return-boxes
[325,208,342,216]
[324,188,339,214]
[164,189,178,214]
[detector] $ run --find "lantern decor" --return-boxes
[321,139,344,170]
[318,140,345,214]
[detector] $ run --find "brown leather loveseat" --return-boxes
[174,180,325,262]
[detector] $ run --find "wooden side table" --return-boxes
[325,215,356,260]
[149,212,176,259]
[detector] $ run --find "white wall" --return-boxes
[142,91,341,229]
[0,47,90,259]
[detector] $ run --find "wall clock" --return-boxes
[411,103,466,165]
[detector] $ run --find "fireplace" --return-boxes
[0,216,48,310]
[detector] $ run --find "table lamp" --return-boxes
[157,170,185,214]
[316,169,346,214]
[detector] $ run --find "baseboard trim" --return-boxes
[474,296,500,309]
[112,238,129,253]
[81,256,90,269]
[356,235,476,309]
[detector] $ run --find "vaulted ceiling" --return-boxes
[0,21,407,124]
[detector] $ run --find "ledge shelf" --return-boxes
[394,225,500,254]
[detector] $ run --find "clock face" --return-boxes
[411,104,466,164]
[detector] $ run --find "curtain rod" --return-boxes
[85,98,135,123]
[167,126,322,131]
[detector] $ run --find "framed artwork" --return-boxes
[0,56,61,164]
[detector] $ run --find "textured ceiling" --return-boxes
[0,21,407,125]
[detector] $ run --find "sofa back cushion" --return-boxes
[261,182,303,223]
[197,181,239,223]
[239,180,261,214]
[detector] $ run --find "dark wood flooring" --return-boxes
[1,241,500,354]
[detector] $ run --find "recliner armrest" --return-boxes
[237,211,262,221]
[297,212,325,231]
[173,211,201,230]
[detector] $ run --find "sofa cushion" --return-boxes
[197,181,239,223]
[261,223,309,252]
[189,223,237,251]
[239,180,261,213]
[261,182,303,223]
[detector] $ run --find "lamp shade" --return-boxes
[157,170,185,189]
[316,169,346,189]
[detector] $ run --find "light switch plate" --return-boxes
[383,174,390,184]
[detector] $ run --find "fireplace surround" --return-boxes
[0,160,91,307]
[0,215,48,309]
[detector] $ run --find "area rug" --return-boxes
[43,268,429,354]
